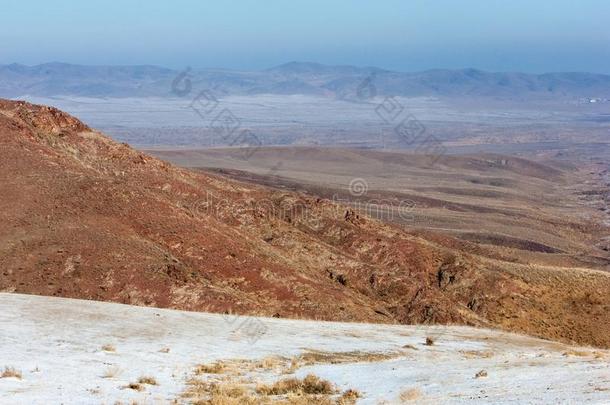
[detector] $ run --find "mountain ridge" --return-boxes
[2,61,609,99]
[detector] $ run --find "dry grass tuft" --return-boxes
[256,356,286,370]
[337,389,362,404]
[459,350,493,359]
[184,379,247,398]
[124,382,144,391]
[193,395,258,405]
[256,374,336,396]
[1,366,22,379]
[562,350,589,357]
[399,388,422,402]
[297,349,400,366]
[184,380,257,405]
[138,376,158,385]
[191,392,329,405]
[101,344,116,352]
[195,362,227,375]
[102,366,122,379]
[284,358,300,374]
[182,359,360,404]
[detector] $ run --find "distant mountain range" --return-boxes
[1,61,609,99]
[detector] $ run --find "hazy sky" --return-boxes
[2,0,610,73]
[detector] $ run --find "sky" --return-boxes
[1,0,610,73]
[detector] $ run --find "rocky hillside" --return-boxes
[1,99,609,347]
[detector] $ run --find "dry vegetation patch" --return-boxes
[256,356,289,370]
[184,378,356,405]
[1,366,22,379]
[195,362,227,375]
[138,376,158,385]
[399,388,422,402]
[256,374,336,395]
[181,354,365,404]
[123,382,144,391]
[189,349,402,380]
[562,349,590,357]
[296,349,402,367]
[475,370,488,378]
[459,350,494,359]
[337,389,361,404]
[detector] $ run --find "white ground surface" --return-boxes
[0,293,608,404]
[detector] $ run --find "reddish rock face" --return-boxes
[1,99,609,348]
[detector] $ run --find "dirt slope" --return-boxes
[1,99,609,347]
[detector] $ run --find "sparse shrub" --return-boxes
[182,361,356,405]
[283,357,300,374]
[183,380,255,404]
[195,362,226,374]
[256,373,335,395]
[202,381,247,398]
[338,388,362,404]
[256,356,284,370]
[425,336,435,346]
[475,369,488,378]
[192,391,259,405]
[124,382,144,391]
[301,374,335,394]
[102,344,116,352]
[138,376,158,385]
[215,384,247,398]
[1,367,22,379]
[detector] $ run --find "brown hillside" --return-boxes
[1,99,609,347]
